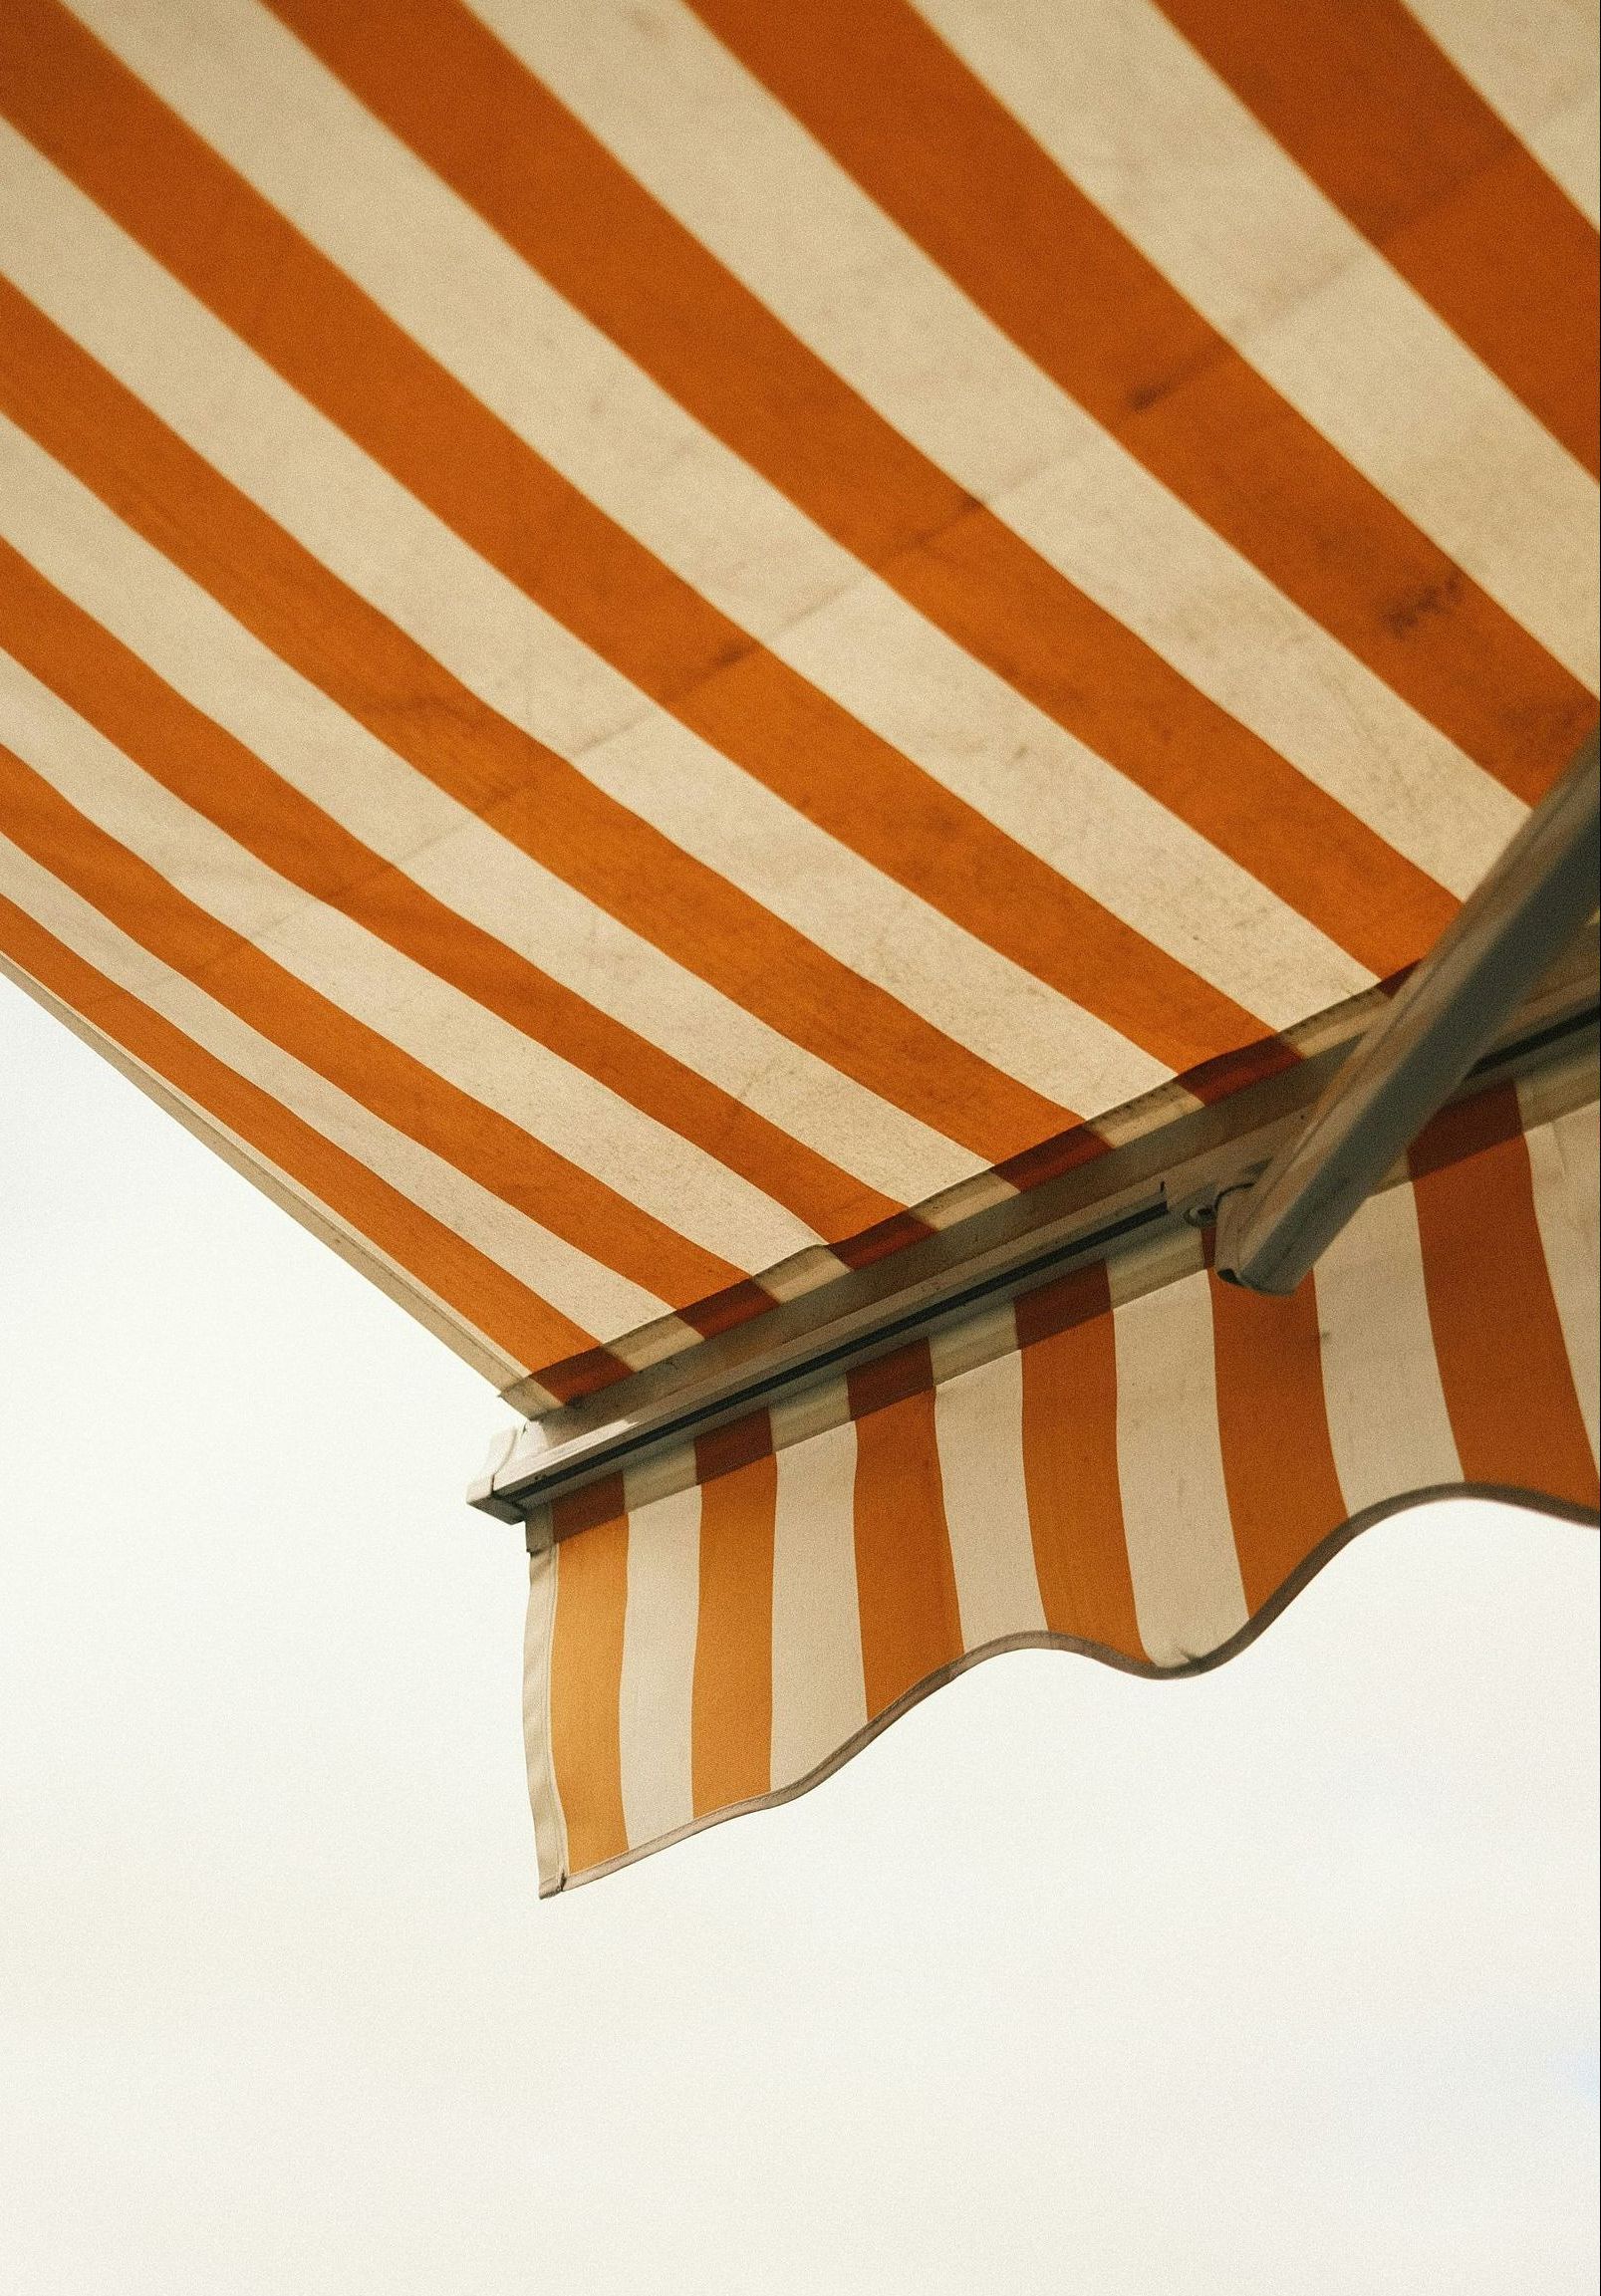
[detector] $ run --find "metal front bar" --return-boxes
[470,934,1598,1525]
[1214,731,1600,1296]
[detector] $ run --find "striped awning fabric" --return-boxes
[0,3,1596,1879]
[529,1071,1599,1891]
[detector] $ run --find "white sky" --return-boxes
[2,970,1597,2296]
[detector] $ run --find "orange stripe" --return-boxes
[266,0,1458,983]
[0,894,589,1369]
[690,1413,777,1817]
[1410,1087,1599,1509]
[1013,1263,1143,1658]
[1159,0,1601,477]
[0,743,741,1306]
[548,1481,632,1876]
[0,541,900,1244]
[0,1,1262,1074]
[847,1343,963,1715]
[689,0,1595,801]
[1206,1258,1349,1615]
[0,280,1068,1170]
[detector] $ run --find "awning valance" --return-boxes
[523,1055,1598,1889]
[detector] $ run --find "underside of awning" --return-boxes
[0,0,1595,1888]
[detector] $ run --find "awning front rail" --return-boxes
[474,930,1599,1533]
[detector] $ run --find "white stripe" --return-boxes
[918,0,1599,687]
[473,0,1527,899]
[930,1313,1047,1650]
[0,617,817,1276]
[1111,1265,1248,1665]
[0,127,1163,1123]
[1406,0,1601,227]
[0,830,662,1333]
[618,1478,701,1850]
[1313,1177,1465,1514]
[610,1310,738,1379]
[769,1382,866,1792]
[523,1545,568,1895]
[60,0,1370,1023]
[1519,1100,1600,1467]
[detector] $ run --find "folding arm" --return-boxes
[1214,732,1599,1295]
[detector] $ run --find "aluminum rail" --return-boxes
[470,930,1598,1526]
[1214,730,1600,1296]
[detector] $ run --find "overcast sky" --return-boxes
[2,969,1597,2296]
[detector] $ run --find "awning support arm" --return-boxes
[1214,730,1600,1296]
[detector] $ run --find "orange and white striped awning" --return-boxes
[529,1067,1599,1890]
[0,0,1595,1885]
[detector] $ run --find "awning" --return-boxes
[524,1060,1599,1890]
[0,0,1595,1886]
